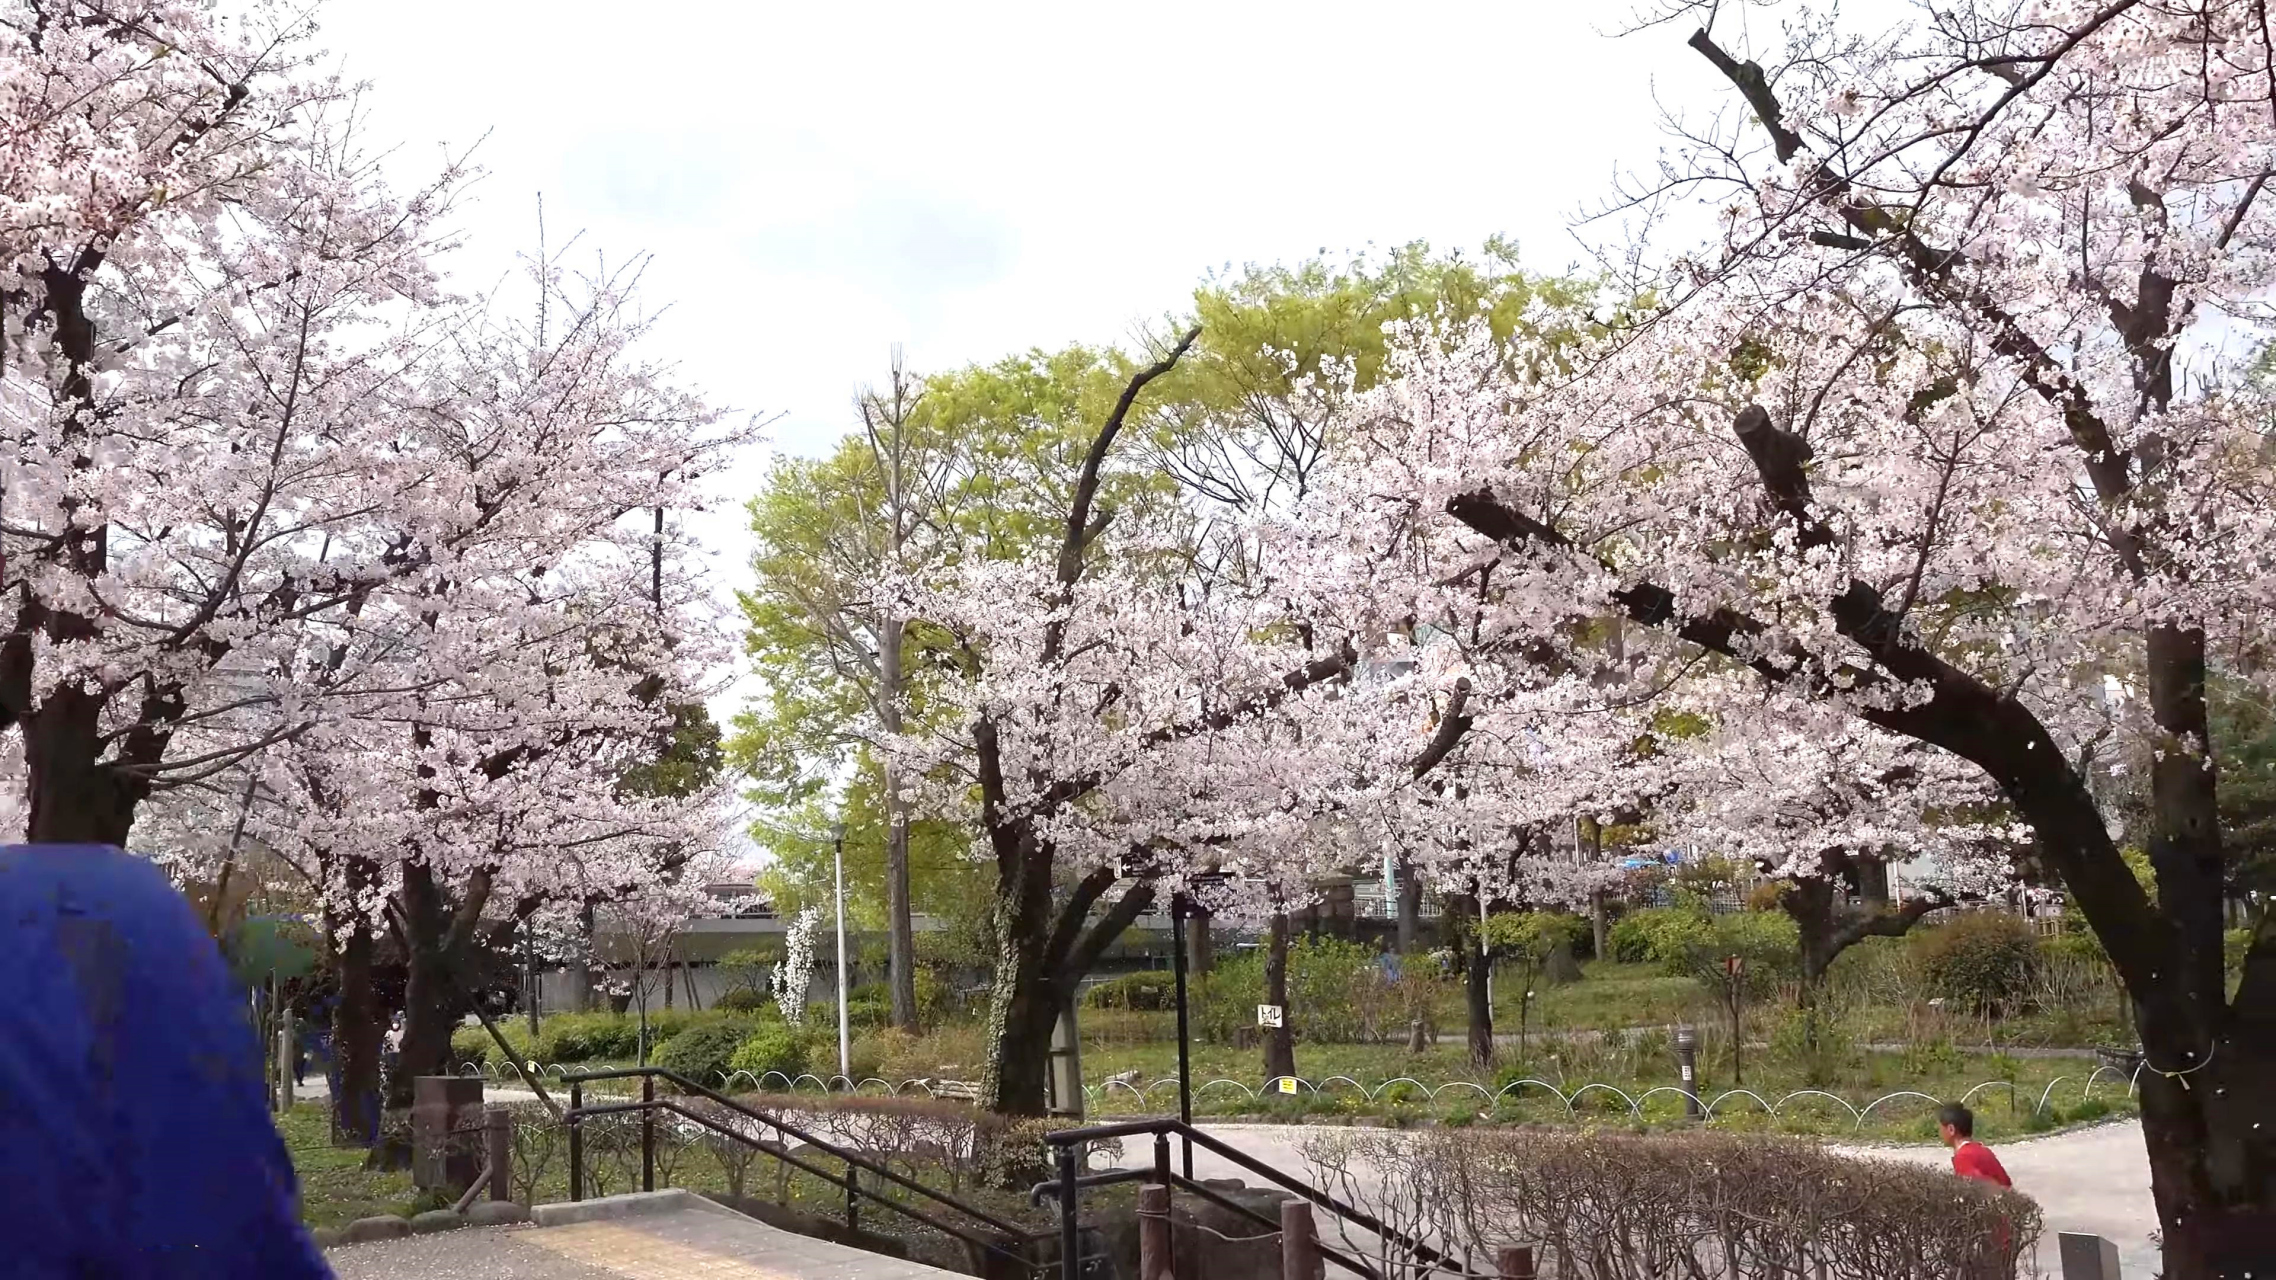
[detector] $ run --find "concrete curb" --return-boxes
[530,1188,755,1228]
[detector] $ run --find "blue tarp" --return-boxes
[0,843,330,1278]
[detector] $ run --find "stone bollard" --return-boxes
[485,1105,513,1202]
[2058,1232,2122,1280]
[1281,1199,1320,1280]
[410,1076,485,1193]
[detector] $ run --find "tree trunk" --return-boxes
[22,685,143,845]
[879,613,922,1035]
[330,915,384,1147]
[1262,909,1295,1083]
[884,763,921,1033]
[1454,896,1495,1069]
[2135,623,2275,1278]
[1186,909,1214,976]
[979,829,1058,1117]
[389,926,459,1113]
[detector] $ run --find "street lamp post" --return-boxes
[832,821,851,1083]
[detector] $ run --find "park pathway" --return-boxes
[326,1192,963,1280]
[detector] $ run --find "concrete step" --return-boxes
[327,1189,969,1279]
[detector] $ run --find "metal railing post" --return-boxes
[566,1080,584,1202]
[844,1161,860,1236]
[1057,1142,1081,1280]
[640,1073,656,1192]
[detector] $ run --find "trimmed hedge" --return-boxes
[1085,970,1174,1011]
[1302,1126,2039,1280]
[727,1023,811,1081]
[653,1019,754,1088]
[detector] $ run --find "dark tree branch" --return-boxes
[1410,678,1475,779]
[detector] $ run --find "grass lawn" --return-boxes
[1521,961,1700,1031]
[276,1103,418,1230]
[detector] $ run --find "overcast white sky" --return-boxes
[313,1,1745,808]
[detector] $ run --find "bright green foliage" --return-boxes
[1086,970,1176,1011]
[1479,911,1587,966]
[617,701,725,801]
[1195,936,1414,1045]
[1912,913,2040,1016]
[713,987,771,1014]
[1607,906,1711,965]
[655,1019,756,1088]
[728,1023,812,1081]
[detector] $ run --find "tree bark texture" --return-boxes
[1452,895,1495,1069]
[1262,909,1296,1083]
[329,912,383,1147]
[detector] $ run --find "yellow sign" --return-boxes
[1278,1077,1299,1095]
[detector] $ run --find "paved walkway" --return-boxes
[327,1199,963,1280]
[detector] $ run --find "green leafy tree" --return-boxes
[1480,911,1587,1060]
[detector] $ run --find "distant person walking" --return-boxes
[1939,1103,2013,1187]
[0,843,329,1278]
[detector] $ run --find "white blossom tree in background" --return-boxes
[1272,3,2276,1270]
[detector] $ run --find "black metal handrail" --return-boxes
[1043,1116,1486,1280]
[562,1066,1045,1275]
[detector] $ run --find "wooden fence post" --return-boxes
[485,1105,512,1202]
[1138,1184,1172,1280]
[1282,1198,1319,1280]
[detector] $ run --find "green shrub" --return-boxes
[845,986,891,1028]
[729,1023,812,1082]
[541,1013,639,1062]
[713,987,772,1014]
[1085,970,1175,1010]
[1193,936,1400,1045]
[2226,927,2252,977]
[450,1026,493,1068]
[915,967,951,1020]
[1607,906,1710,965]
[1672,911,1801,992]
[653,1019,752,1088]
[1913,912,2038,1016]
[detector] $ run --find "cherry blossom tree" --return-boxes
[0,0,743,1144]
[1280,4,2276,1269]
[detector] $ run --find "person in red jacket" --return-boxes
[1940,1103,2013,1186]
